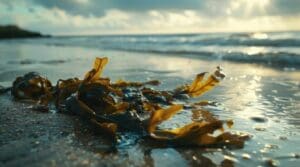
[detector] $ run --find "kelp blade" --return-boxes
[187,73,219,97]
[148,106,248,147]
[84,57,108,82]
[148,104,183,133]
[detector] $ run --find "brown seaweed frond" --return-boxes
[148,104,183,133]
[84,57,108,83]
[148,106,248,147]
[186,67,225,97]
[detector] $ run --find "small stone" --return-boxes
[260,148,268,153]
[223,155,237,162]
[292,153,300,159]
[264,144,279,150]
[250,116,267,123]
[254,126,266,131]
[221,159,234,167]
[264,158,279,167]
[279,136,287,140]
[242,153,251,159]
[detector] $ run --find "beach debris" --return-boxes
[10,57,249,148]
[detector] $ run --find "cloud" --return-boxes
[26,0,253,18]
[29,0,300,18]
[31,0,205,16]
[271,0,300,16]
[0,0,300,34]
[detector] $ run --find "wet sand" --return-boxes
[0,43,300,166]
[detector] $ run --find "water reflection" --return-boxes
[223,75,266,120]
[243,46,267,55]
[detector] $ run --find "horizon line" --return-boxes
[53,29,300,37]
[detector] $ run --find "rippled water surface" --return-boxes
[2,31,300,66]
[0,38,299,166]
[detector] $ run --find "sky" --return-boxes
[0,0,300,35]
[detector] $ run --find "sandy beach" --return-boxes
[2,0,300,166]
[0,41,299,166]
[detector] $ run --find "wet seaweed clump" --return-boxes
[9,57,249,148]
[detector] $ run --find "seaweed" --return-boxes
[10,57,249,148]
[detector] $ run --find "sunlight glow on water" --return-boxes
[243,46,267,55]
[251,33,268,39]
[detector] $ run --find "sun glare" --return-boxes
[248,0,270,11]
[231,0,270,16]
[252,33,268,39]
[256,0,270,8]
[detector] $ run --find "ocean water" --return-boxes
[2,31,300,67]
[0,32,300,166]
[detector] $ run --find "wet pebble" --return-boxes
[264,144,279,150]
[264,158,279,167]
[250,116,268,123]
[278,136,288,140]
[242,153,251,159]
[221,159,234,167]
[223,155,238,162]
[254,126,267,131]
[292,153,300,159]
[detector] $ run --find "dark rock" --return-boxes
[250,116,268,123]
[0,25,50,39]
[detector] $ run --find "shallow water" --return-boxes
[0,42,299,166]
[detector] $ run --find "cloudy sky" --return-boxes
[0,0,300,35]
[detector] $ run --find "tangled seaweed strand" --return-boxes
[9,57,249,148]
